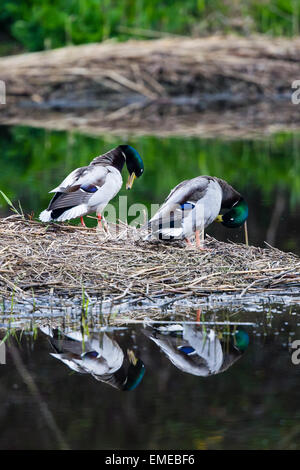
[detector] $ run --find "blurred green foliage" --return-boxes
[0,123,300,215]
[0,0,299,53]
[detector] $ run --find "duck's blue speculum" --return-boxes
[80,184,98,193]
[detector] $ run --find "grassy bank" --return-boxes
[1,1,300,55]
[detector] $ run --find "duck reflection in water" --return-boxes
[143,323,249,376]
[40,327,145,391]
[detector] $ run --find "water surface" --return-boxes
[0,306,300,450]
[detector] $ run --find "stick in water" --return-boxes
[244,221,249,246]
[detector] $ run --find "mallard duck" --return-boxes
[146,176,248,247]
[143,323,249,377]
[40,327,145,391]
[39,145,144,226]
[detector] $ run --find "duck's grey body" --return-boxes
[40,326,132,391]
[148,176,241,240]
[40,327,124,377]
[40,326,145,390]
[144,324,244,377]
[39,146,126,223]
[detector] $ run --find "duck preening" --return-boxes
[143,323,249,377]
[39,145,144,226]
[40,327,145,391]
[146,176,248,247]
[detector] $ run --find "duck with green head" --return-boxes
[40,327,146,392]
[39,144,144,226]
[143,323,249,376]
[147,175,248,248]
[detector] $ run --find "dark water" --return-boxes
[0,124,300,253]
[0,306,300,450]
[1,124,300,450]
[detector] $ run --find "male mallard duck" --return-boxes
[40,327,145,391]
[143,324,249,377]
[39,145,144,226]
[147,176,248,247]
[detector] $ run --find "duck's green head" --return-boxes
[216,198,248,228]
[123,349,145,391]
[234,328,249,352]
[119,145,144,189]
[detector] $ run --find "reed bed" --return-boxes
[0,216,299,304]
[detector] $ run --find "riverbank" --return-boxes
[1,35,300,138]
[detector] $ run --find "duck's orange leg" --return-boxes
[185,237,192,247]
[80,216,86,227]
[195,230,207,250]
[97,213,102,228]
[195,230,202,248]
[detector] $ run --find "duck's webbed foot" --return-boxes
[97,213,109,233]
[185,237,193,248]
[195,230,213,251]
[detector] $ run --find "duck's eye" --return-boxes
[80,184,98,193]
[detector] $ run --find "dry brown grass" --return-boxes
[0,215,299,304]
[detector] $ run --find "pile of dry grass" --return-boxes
[0,216,299,304]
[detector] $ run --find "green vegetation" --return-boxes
[0,125,300,215]
[1,0,300,54]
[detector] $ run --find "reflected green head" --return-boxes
[234,329,249,352]
[123,360,145,391]
[221,198,248,228]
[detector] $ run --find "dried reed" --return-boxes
[0,216,299,304]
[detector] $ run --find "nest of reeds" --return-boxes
[0,216,299,305]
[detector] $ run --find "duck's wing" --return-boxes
[149,176,212,225]
[40,165,122,221]
[50,353,89,374]
[183,327,224,375]
[50,164,108,193]
[146,332,212,376]
[144,325,224,376]
[147,177,215,239]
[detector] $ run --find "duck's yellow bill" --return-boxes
[215,215,223,223]
[127,349,138,366]
[126,172,136,190]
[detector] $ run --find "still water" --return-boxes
[0,306,300,450]
[0,124,300,450]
